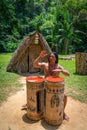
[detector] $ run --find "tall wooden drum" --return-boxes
[26,76,44,121]
[44,76,65,125]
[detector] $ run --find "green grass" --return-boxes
[0,53,23,105]
[59,58,87,103]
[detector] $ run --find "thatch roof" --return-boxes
[6,31,52,76]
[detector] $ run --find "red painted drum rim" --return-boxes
[26,76,44,83]
[46,76,64,82]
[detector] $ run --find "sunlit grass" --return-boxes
[0,53,23,105]
[59,58,87,103]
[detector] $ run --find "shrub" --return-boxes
[5,42,18,52]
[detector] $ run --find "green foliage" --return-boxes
[0,0,87,53]
[0,41,5,52]
[5,42,18,52]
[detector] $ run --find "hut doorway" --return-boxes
[28,44,42,73]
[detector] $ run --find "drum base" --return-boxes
[27,111,43,121]
[44,116,63,126]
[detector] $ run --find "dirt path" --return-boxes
[0,77,87,130]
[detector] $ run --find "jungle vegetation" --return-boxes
[0,0,87,54]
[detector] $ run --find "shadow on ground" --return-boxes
[22,113,60,130]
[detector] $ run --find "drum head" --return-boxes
[46,76,64,82]
[26,76,44,83]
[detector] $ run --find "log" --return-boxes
[75,52,87,75]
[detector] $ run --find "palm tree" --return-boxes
[57,9,87,54]
[57,10,73,54]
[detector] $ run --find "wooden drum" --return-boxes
[44,76,65,125]
[26,76,44,120]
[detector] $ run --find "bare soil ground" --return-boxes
[0,77,87,130]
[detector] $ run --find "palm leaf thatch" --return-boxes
[6,31,51,75]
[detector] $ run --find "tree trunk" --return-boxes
[63,38,67,54]
[75,52,87,75]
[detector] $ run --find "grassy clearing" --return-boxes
[59,58,87,103]
[0,53,23,105]
[0,53,87,105]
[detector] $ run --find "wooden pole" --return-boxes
[75,52,87,75]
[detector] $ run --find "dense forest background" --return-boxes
[0,0,87,54]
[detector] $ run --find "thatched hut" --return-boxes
[6,31,51,75]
